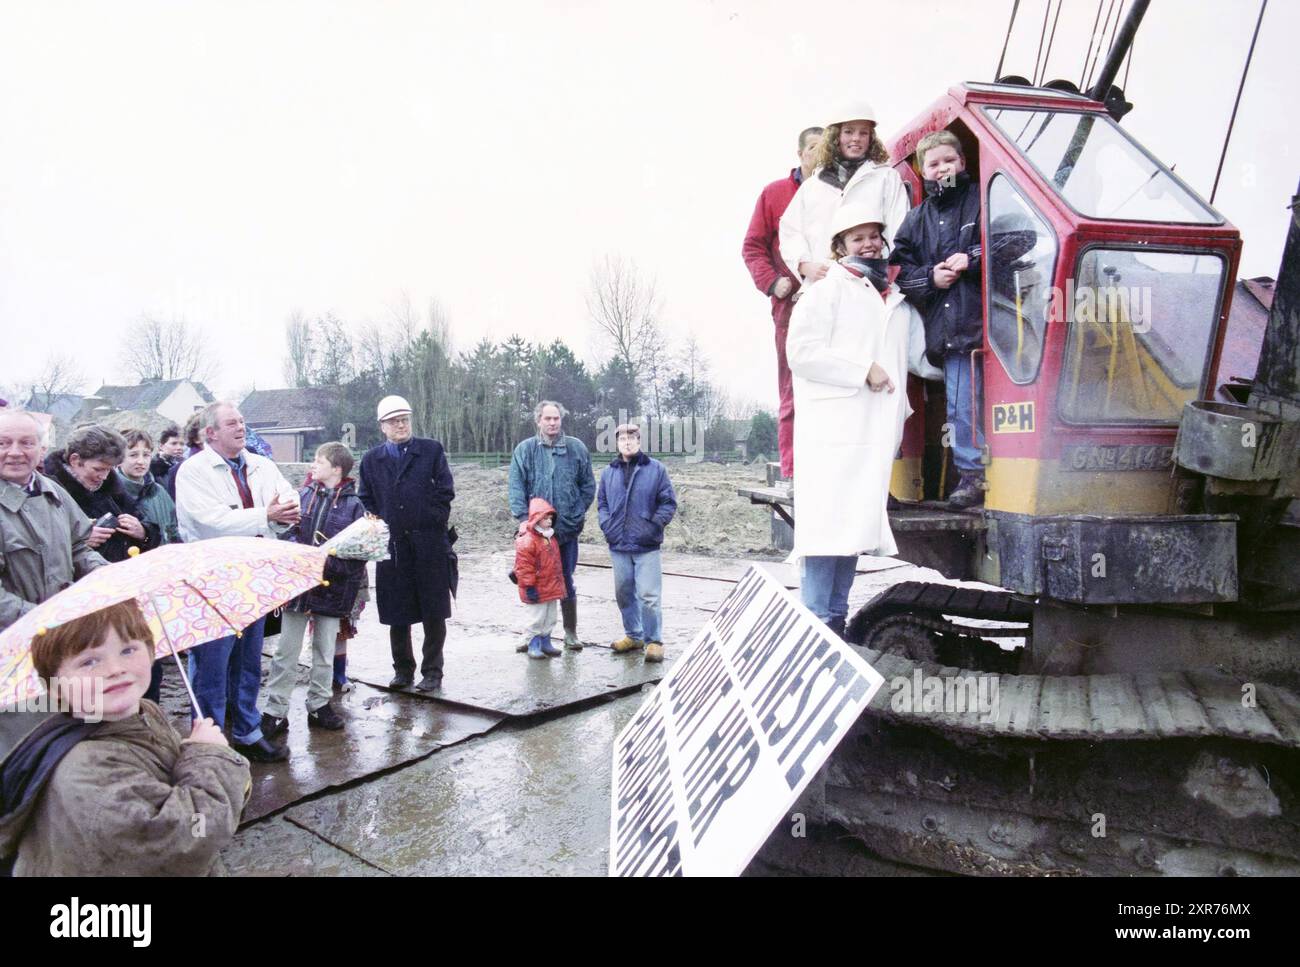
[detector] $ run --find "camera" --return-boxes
[93,513,119,530]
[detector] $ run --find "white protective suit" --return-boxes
[786,262,914,562]
[778,162,910,293]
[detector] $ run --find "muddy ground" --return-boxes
[445,457,776,556]
[205,458,961,875]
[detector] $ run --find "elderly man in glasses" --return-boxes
[357,395,456,692]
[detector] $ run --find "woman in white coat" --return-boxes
[786,201,915,636]
[779,101,910,296]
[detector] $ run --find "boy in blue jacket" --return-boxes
[891,130,986,508]
[596,424,677,663]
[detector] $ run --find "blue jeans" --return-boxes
[188,616,266,745]
[801,555,856,625]
[610,549,663,642]
[559,536,579,599]
[944,352,985,473]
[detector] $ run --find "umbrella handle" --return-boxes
[168,644,204,721]
[149,594,204,721]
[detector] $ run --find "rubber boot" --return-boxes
[527,635,546,660]
[540,635,562,657]
[947,472,985,509]
[561,597,582,650]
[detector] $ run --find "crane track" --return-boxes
[822,582,1300,875]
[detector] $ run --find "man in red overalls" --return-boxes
[741,125,823,481]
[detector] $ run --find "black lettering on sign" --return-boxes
[779,659,872,789]
[614,693,666,806]
[612,693,683,876]
[683,703,760,846]
[731,594,800,690]
[668,632,732,746]
[751,628,827,735]
[619,820,683,878]
[712,568,765,645]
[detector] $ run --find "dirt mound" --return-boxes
[447,458,777,557]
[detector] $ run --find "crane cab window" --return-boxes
[986,175,1056,383]
[1059,248,1225,425]
[983,107,1220,224]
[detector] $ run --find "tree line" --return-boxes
[282,293,766,455]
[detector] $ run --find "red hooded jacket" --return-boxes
[514,497,566,604]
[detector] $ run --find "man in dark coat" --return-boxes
[357,395,456,692]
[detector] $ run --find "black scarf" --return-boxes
[818,156,867,189]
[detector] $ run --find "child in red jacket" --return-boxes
[514,497,568,659]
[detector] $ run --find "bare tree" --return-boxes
[119,314,217,384]
[29,352,87,403]
[586,255,664,408]
[283,310,316,388]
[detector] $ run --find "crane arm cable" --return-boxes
[1038,0,1064,85]
[1211,0,1269,204]
[995,0,1021,80]
[1031,0,1051,85]
[1079,0,1105,88]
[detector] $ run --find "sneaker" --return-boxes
[947,473,985,509]
[564,630,583,651]
[611,635,645,653]
[260,712,288,739]
[308,703,344,731]
[644,642,665,663]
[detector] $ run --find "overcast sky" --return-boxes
[2,0,1295,410]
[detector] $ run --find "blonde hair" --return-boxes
[915,130,965,169]
[813,121,890,171]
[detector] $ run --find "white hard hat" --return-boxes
[830,201,888,239]
[376,395,412,421]
[828,100,877,128]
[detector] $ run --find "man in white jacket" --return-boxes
[175,401,300,762]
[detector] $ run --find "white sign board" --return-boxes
[609,565,883,876]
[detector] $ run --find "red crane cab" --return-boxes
[885,82,1246,605]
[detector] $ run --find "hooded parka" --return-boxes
[513,498,567,605]
[786,261,913,561]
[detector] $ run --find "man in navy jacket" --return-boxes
[596,423,677,663]
[358,395,456,691]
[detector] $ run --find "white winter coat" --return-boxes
[786,263,914,561]
[778,162,910,292]
[175,446,298,543]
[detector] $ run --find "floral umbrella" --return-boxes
[0,537,330,713]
